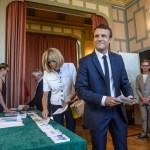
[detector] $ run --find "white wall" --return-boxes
[118,52,140,102]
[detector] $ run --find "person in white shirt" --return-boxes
[136,59,150,140]
[42,48,76,132]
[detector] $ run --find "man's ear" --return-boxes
[109,38,112,43]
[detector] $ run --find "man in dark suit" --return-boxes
[23,70,51,114]
[75,24,134,150]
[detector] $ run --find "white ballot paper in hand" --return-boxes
[53,105,68,115]
[117,95,135,105]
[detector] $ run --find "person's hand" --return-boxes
[127,95,136,105]
[42,109,49,120]
[63,99,71,108]
[105,97,123,106]
[3,108,10,113]
[22,105,29,111]
[63,100,70,109]
[141,96,148,104]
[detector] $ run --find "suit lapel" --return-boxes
[91,51,105,80]
[108,52,117,85]
[144,72,150,86]
[139,74,144,86]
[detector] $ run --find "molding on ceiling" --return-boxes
[98,0,137,8]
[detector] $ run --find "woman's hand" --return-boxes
[42,109,49,120]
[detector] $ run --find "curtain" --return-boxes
[91,14,108,30]
[26,32,77,101]
[6,1,26,107]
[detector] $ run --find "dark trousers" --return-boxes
[90,107,128,150]
[51,104,76,133]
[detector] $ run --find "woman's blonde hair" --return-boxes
[42,48,64,72]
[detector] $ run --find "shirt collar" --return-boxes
[95,49,109,59]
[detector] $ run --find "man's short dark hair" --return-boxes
[141,59,150,65]
[94,24,112,38]
[0,63,9,70]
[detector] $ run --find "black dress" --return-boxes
[0,80,6,113]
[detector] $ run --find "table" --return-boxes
[0,111,87,150]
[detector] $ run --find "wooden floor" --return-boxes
[75,118,150,150]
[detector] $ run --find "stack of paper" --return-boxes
[117,95,136,104]
[49,132,70,143]
[0,117,24,128]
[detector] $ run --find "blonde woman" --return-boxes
[42,48,76,132]
[0,63,9,112]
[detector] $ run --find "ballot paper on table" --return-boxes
[9,108,17,111]
[117,95,135,104]
[0,117,24,128]
[53,105,68,115]
[4,111,19,117]
[29,113,70,143]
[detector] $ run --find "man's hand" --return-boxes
[141,96,148,104]
[105,97,123,106]
[22,105,29,111]
[42,109,49,120]
[3,108,10,113]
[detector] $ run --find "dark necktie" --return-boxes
[103,55,111,96]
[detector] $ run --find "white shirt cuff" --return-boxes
[101,96,107,106]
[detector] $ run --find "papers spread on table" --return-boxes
[28,112,70,143]
[117,95,136,104]
[4,111,19,117]
[39,124,70,143]
[4,111,27,119]
[9,108,17,111]
[0,117,24,128]
[53,105,68,115]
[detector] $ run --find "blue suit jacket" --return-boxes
[75,51,133,130]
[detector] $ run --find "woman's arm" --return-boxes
[0,79,9,112]
[42,92,49,119]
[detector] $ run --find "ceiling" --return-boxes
[26,0,136,29]
[100,0,136,8]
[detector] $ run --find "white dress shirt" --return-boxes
[43,63,76,105]
[95,49,116,106]
[143,75,147,84]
